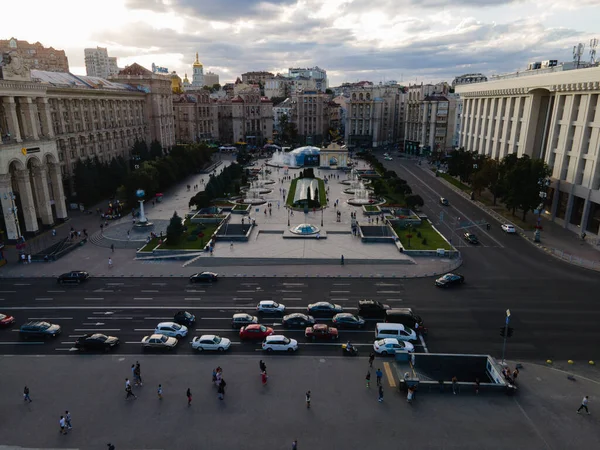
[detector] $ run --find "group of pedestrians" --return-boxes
[365,353,384,403]
[212,366,227,400]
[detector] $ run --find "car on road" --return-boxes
[191,335,231,352]
[307,301,344,317]
[373,338,415,355]
[231,313,258,329]
[239,324,274,341]
[464,232,479,244]
[384,308,423,329]
[304,323,339,340]
[256,300,286,314]
[141,334,178,350]
[57,271,90,284]
[189,271,218,283]
[281,313,315,328]
[75,333,120,351]
[384,156,393,161]
[501,224,516,234]
[439,197,449,206]
[0,313,15,327]
[435,273,465,287]
[262,335,298,352]
[332,313,365,329]
[19,321,61,339]
[154,322,188,338]
[357,300,390,318]
[173,311,196,327]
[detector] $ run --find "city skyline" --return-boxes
[2,0,600,85]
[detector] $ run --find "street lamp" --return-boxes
[534,177,551,242]
[501,309,511,365]
[287,206,290,226]
[321,206,323,227]
[3,191,22,241]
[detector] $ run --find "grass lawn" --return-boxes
[393,220,453,251]
[364,205,380,212]
[318,178,326,205]
[138,221,220,252]
[286,178,298,207]
[439,173,471,193]
[233,204,249,211]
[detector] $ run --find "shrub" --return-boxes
[187,235,198,242]
[422,238,427,245]
[417,231,422,238]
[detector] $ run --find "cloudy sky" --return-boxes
[3,0,599,86]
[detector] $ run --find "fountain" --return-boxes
[242,183,268,205]
[133,189,154,229]
[348,187,373,206]
[253,168,276,187]
[289,223,320,235]
[269,149,295,168]
[343,168,372,196]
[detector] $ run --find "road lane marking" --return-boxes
[47,290,65,293]
[84,297,104,300]
[329,298,348,301]
[237,290,257,293]
[233,297,253,301]
[0,291,16,293]
[386,299,403,302]
[377,291,401,294]
[68,335,84,338]
[375,283,399,286]
[106,283,124,286]
[281,283,305,286]
[184,297,201,300]
[3,306,309,311]
[35,298,54,301]
[332,283,350,286]
[282,297,302,301]
[151,283,167,286]
[143,317,172,320]
[383,362,397,388]
[74,328,121,332]
[61,341,76,345]
[0,341,44,345]
[14,283,31,286]
[28,317,73,320]
[142,290,159,293]
[86,317,133,320]
[419,334,429,353]
[133,297,153,300]
[280,290,302,293]
[330,290,349,293]
[186,290,205,293]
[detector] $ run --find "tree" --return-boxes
[405,194,424,211]
[313,187,319,203]
[212,83,221,92]
[325,88,333,95]
[150,140,163,159]
[482,159,502,205]
[166,212,185,243]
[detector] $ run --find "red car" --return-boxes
[0,313,15,327]
[239,324,274,340]
[305,324,339,340]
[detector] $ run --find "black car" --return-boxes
[19,321,61,339]
[57,271,90,284]
[75,333,119,351]
[332,313,365,329]
[190,272,218,283]
[307,302,344,317]
[435,273,465,287]
[282,313,315,329]
[440,197,449,206]
[464,232,479,244]
[385,308,423,328]
[357,300,391,319]
[174,311,196,327]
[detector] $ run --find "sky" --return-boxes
[3,0,599,86]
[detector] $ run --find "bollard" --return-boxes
[568,360,574,365]
[589,361,596,365]
[546,359,553,365]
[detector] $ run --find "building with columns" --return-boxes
[173,92,219,143]
[455,65,600,238]
[217,90,273,145]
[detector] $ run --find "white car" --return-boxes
[373,338,414,355]
[154,322,188,338]
[501,224,516,234]
[384,156,393,161]
[141,334,178,349]
[191,335,231,352]
[262,335,298,352]
[256,300,286,314]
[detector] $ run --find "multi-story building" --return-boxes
[345,85,406,149]
[273,98,292,133]
[290,91,331,146]
[288,67,328,92]
[0,57,173,240]
[204,71,219,87]
[264,75,288,99]
[241,72,274,85]
[173,91,218,144]
[455,65,600,237]
[452,73,488,88]
[0,38,69,72]
[331,95,348,138]
[84,47,120,79]
[217,89,273,145]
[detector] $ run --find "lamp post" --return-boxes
[501,309,511,365]
[3,191,22,241]
[321,207,324,227]
[534,177,551,242]
[287,206,290,226]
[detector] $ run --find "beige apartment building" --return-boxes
[218,89,273,145]
[290,91,331,146]
[173,91,219,143]
[0,38,69,72]
[84,47,119,79]
[241,72,274,85]
[456,65,600,237]
[204,71,219,87]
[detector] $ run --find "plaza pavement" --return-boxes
[0,355,599,449]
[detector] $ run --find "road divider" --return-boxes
[383,362,397,388]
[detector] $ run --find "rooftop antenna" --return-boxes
[573,42,585,69]
[590,38,598,64]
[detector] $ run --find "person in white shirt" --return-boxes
[577,395,590,414]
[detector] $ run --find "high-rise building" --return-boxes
[84,47,120,79]
[288,67,328,92]
[290,91,331,146]
[173,91,218,144]
[0,37,69,72]
[455,64,600,238]
[204,71,219,87]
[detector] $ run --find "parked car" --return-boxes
[57,271,90,284]
[373,338,415,355]
[19,321,61,339]
[464,232,479,244]
[141,334,178,350]
[307,302,343,317]
[332,313,365,329]
[501,224,516,234]
[282,313,315,328]
[0,313,15,327]
[384,156,393,161]
[154,322,188,338]
[75,333,119,351]
[173,311,196,327]
[439,197,449,206]
[191,335,231,352]
[435,273,465,287]
[256,300,286,314]
[231,313,258,329]
[305,324,339,340]
[262,335,298,352]
[358,300,390,318]
[190,272,218,283]
[239,324,274,341]
[384,308,423,329]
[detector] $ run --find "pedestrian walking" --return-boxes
[187,388,192,406]
[452,375,459,394]
[259,360,266,373]
[218,379,226,400]
[127,230,130,240]
[261,371,268,385]
[65,410,72,429]
[157,384,163,400]
[366,370,371,388]
[59,416,67,434]
[368,352,375,368]
[27,254,31,264]
[125,380,137,400]
[292,439,298,450]
[23,385,32,403]
[52,229,56,237]
[135,361,142,386]
[107,444,115,450]
[577,396,590,414]
[305,390,311,408]
[378,385,384,403]
[376,368,383,386]
[475,377,480,395]
[111,244,115,253]
[512,368,519,383]
[108,257,113,269]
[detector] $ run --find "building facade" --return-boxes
[264,75,288,99]
[0,38,69,73]
[190,53,204,88]
[173,92,218,143]
[288,67,328,92]
[452,73,488,88]
[84,47,119,79]
[204,71,219,87]
[273,98,292,133]
[290,91,331,146]
[456,65,600,237]
[218,90,273,145]
[241,72,274,85]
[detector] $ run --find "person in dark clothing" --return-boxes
[187,388,192,406]
[218,379,226,400]
[259,360,267,373]
[368,353,375,368]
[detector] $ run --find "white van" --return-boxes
[375,323,417,342]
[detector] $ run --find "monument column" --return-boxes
[15,169,39,234]
[48,163,68,220]
[20,97,40,140]
[2,97,22,142]
[0,173,21,240]
[31,166,54,226]
[37,98,55,138]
